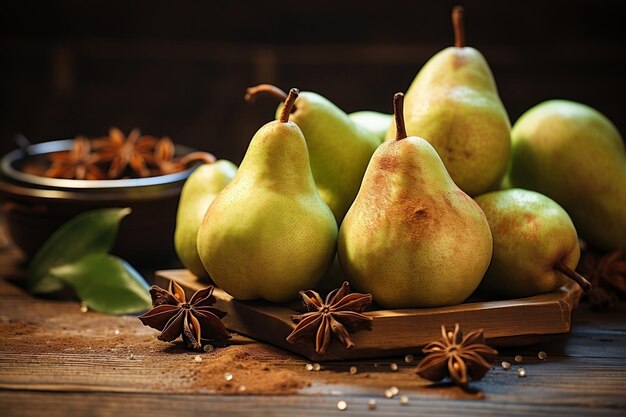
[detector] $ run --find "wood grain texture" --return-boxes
[1,244,625,416]
[155,269,583,361]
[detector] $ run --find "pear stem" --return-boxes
[554,262,592,293]
[393,92,408,140]
[279,88,299,123]
[244,84,288,103]
[452,5,465,48]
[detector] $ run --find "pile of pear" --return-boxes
[174,5,626,308]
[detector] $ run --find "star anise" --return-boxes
[578,249,626,310]
[139,281,230,350]
[93,127,157,178]
[415,324,498,389]
[43,136,106,180]
[286,281,373,355]
[153,136,216,175]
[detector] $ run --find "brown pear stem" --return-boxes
[179,151,216,166]
[554,262,592,293]
[452,5,465,48]
[244,84,288,103]
[393,92,408,140]
[279,88,299,123]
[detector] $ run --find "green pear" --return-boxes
[174,159,237,278]
[245,84,379,223]
[509,100,626,251]
[197,89,338,303]
[338,93,493,308]
[385,6,510,196]
[475,189,591,298]
[349,111,392,144]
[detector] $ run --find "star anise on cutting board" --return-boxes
[43,136,106,180]
[578,249,626,310]
[415,324,498,389]
[286,281,373,355]
[93,127,157,178]
[139,281,230,350]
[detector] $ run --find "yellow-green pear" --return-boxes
[509,100,626,251]
[475,189,591,298]
[174,159,237,278]
[349,111,392,144]
[197,89,338,303]
[245,84,379,223]
[386,6,511,196]
[338,93,493,308]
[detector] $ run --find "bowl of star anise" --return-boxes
[0,128,215,266]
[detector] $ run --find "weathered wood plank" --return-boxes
[1,391,624,417]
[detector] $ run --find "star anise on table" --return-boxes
[415,324,498,390]
[42,136,106,180]
[93,127,157,178]
[153,136,216,175]
[139,281,230,350]
[578,249,626,310]
[286,281,373,355]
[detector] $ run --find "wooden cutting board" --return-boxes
[155,269,583,361]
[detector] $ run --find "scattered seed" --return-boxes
[404,354,414,363]
[129,354,136,360]
[389,386,399,396]
[400,395,409,405]
[114,329,120,335]
[501,361,511,370]
[390,363,398,371]
[384,389,394,398]
[203,344,214,353]
[224,372,233,381]
[305,363,314,371]
[194,355,202,363]
[514,355,523,363]
[538,351,547,360]
[238,385,246,392]
[367,399,377,410]
[349,366,358,375]
[518,368,526,377]
[313,363,321,371]
[80,303,88,313]
[337,400,347,411]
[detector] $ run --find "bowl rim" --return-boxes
[1,139,196,190]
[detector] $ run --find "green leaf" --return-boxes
[49,253,152,315]
[28,207,132,293]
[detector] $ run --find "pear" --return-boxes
[338,92,493,308]
[349,111,392,144]
[385,6,511,196]
[475,189,592,298]
[245,84,379,223]
[174,159,237,278]
[509,100,626,251]
[197,89,338,303]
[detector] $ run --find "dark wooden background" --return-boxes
[1,0,624,163]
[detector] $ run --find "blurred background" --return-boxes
[1,0,625,162]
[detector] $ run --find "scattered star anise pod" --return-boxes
[415,323,498,390]
[578,249,626,310]
[286,281,373,355]
[139,281,230,350]
[93,127,157,178]
[43,136,106,180]
[153,136,216,175]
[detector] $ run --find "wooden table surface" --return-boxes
[1,239,625,417]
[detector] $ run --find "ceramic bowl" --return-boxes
[0,139,197,267]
